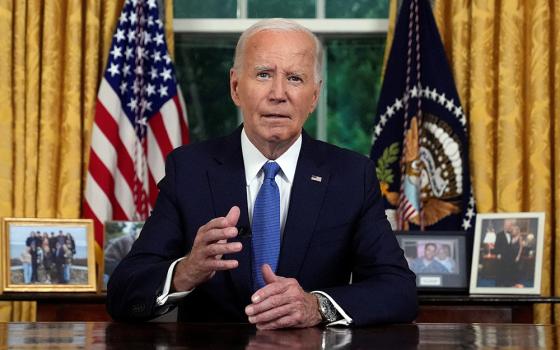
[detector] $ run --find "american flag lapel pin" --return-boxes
[310,175,322,182]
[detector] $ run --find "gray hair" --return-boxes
[233,18,323,83]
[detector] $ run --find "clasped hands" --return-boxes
[172,206,322,330]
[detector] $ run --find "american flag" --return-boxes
[84,0,189,247]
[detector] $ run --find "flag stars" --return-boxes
[149,67,158,80]
[438,93,447,105]
[135,65,144,75]
[148,0,157,8]
[154,33,164,46]
[110,46,122,60]
[410,86,418,97]
[146,83,156,96]
[128,30,136,42]
[380,114,388,125]
[462,219,472,230]
[445,99,454,111]
[152,51,161,62]
[128,97,138,112]
[375,124,382,136]
[133,80,140,94]
[120,81,128,94]
[129,12,138,25]
[160,68,172,81]
[123,64,131,77]
[159,85,168,97]
[108,63,120,76]
[125,47,134,60]
[394,98,403,110]
[386,106,395,117]
[155,19,163,29]
[114,29,126,42]
[119,11,128,24]
[163,54,171,64]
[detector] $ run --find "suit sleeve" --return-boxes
[106,151,188,321]
[319,160,418,326]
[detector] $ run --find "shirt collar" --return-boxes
[241,128,301,185]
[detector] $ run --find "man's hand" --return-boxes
[245,264,322,330]
[172,206,242,292]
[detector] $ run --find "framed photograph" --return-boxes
[1,218,96,292]
[470,212,545,294]
[395,231,468,291]
[102,220,144,289]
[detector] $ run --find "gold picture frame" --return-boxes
[1,218,96,292]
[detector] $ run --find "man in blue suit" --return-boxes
[107,18,417,328]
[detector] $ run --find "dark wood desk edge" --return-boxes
[2,293,560,304]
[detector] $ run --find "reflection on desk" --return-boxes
[0,322,555,349]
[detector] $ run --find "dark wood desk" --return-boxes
[2,293,560,323]
[0,322,556,349]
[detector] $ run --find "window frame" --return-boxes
[173,0,389,141]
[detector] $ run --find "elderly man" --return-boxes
[107,18,417,328]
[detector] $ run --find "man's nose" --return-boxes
[268,77,287,103]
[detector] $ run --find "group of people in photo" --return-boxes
[408,242,457,274]
[20,230,76,284]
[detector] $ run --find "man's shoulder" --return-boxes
[305,136,373,168]
[167,130,239,164]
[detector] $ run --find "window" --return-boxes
[173,0,389,155]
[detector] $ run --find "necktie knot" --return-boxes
[262,161,280,180]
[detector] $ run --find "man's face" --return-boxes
[424,245,436,260]
[230,30,321,152]
[504,219,516,233]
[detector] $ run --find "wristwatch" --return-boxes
[315,293,339,323]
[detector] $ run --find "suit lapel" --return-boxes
[277,133,329,278]
[207,128,253,304]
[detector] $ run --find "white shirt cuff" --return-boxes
[156,257,193,306]
[311,290,353,326]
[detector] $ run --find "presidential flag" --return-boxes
[370,0,475,231]
[84,0,189,247]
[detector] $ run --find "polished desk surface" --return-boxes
[0,322,558,349]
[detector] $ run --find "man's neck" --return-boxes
[245,133,301,160]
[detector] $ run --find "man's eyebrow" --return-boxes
[254,65,273,71]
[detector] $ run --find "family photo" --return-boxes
[10,227,88,285]
[471,213,545,294]
[401,239,459,275]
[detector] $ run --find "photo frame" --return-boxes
[395,231,469,291]
[102,220,144,290]
[1,218,96,292]
[469,212,545,295]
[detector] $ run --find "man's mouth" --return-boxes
[262,113,290,118]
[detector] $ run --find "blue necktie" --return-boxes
[252,161,281,290]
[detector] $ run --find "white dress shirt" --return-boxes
[156,128,352,326]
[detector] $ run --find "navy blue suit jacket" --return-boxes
[107,127,417,325]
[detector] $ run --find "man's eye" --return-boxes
[288,75,303,83]
[257,72,270,79]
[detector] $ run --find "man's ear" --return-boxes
[230,68,241,106]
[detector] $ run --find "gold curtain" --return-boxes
[431,0,559,323]
[0,0,176,322]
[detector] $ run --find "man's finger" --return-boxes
[262,264,279,285]
[247,303,292,324]
[225,206,241,226]
[198,226,238,244]
[245,293,289,316]
[204,241,242,257]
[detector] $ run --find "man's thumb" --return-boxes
[261,264,278,284]
[226,206,241,226]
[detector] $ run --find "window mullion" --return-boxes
[238,0,248,19]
